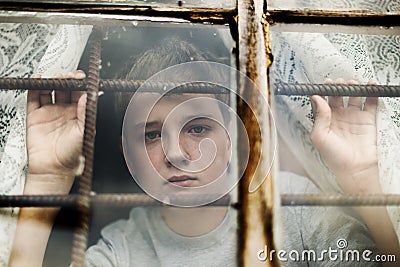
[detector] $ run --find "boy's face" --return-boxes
[123,93,232,202]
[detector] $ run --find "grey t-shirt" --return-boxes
[85,172,379,267]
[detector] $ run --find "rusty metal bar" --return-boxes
[0,2,236,24]
[281,194,400,206]
[0,78,229,93]
[71,28,101,267]
[237,0,276,266]
[274,83,400,97]
[2,78,399,96]
[0,194,232,207]
[267,9,400,26]
[2,193,400,207]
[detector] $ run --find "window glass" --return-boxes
[0,19,238,265]
[271,25,400,265]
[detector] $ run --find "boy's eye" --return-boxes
[189,126,207,134]
[145,131,161,141]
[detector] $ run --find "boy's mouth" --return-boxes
[166,175,198,187]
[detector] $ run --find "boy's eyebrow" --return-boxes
[135,114,219,129]
[185,114,217,121]
[135,121,162,129]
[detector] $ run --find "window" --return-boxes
[0,1,399,266]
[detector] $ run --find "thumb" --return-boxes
[310,95,331,145]
[77,93,87,134]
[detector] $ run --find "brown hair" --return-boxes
[115,37,231,129]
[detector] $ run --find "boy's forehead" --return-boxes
[128,92,222,120]
[132,92,216,103]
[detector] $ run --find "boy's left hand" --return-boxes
[310,79,380,194]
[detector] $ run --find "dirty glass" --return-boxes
[0,15,240,265]
[270,24,400,265]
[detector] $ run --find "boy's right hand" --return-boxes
[25,70,86,195]
[310,79,379,194]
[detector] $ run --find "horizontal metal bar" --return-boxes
[1,78,399,96]
[281,194,400,206]
[0,193,232,208]
[274,82,400,97]
[1,193,400,207]
[268,9,400,27]
[0,78,230,94]
[0,2,236,24]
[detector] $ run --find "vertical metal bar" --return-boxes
[71,27,102,266]
[237,0,277,266]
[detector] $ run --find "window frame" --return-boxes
[0,1,400,266]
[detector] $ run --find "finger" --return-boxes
[55,90,70,103]
[364,97,378,115]
[27,90,40,113]
[327,78,345,109]
[77,94,87,134]
[364,80,378,114]
[73,70,86,79]
[65,71,75,78]
[310,95,332,145]
[39,90,52,106]
[347,80,362,109]
[52,73,70,103]
[28,74,41,112]
[72,70,86,103]
[328,96,343,109]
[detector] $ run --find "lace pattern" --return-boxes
[272,29,400,240]
[0,24,91,266]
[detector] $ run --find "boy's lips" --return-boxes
[166,175,198,187]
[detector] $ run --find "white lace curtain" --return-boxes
[271,1,400,242]
[0,23,91,266]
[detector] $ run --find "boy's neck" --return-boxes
[161,205,228,237]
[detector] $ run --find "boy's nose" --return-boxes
[163,135,190,169]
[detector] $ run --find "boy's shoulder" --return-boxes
[86,207,162,266]
[100,206,158,239]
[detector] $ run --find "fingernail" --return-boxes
[335,78,345,84]
[76,72,86,79]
